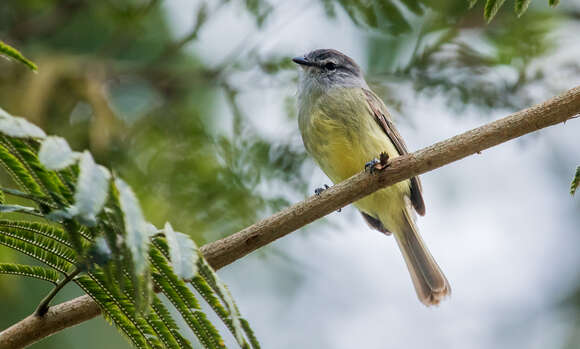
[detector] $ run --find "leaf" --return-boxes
[0,41,37,71]
[0,144,44,196]
[484,0,507,22]
[0,263,59,284]
[164,222,198,280]
[197,259,245,346]
[0,107,46,139]
[469,0,479,9]
[75,275,151,349]
[68,151,111,225]
[549,0,560,7]
[401,0,424,15]
[38,136,80,170]
[150,244,225,349]
[115,178,149,275]
[89,236,113,266]
[0,224,76,273]
[571,166,580,196]
[0,204,37,214]
[514,0,531,16]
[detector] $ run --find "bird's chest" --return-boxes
[300,107,393,183]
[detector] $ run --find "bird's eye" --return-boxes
[324,62,337,71]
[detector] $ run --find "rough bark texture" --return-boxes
[1,86,579,349]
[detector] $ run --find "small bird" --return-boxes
[293,49,450,306]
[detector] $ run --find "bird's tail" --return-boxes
[393,208,451,306]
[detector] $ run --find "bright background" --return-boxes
[1,1,579,348]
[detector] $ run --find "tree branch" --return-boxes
[1,86,580,349]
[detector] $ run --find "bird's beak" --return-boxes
[292,56,315,67]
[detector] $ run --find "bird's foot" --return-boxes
[314,184,341,212]
[314,184,330,196]
[365,152,390,174]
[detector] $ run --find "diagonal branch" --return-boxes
[1,86,580,349]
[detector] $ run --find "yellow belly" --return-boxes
[301,88,410,232]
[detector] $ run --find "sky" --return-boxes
[163,1,580,348]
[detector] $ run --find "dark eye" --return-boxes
[324,62,337,71]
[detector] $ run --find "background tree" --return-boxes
[1,0,579,348]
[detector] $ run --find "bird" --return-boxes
[293,48,450,306]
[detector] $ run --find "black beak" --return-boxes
[292,56,315,67]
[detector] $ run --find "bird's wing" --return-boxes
[363,88,426,216]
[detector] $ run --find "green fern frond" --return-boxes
[0,41,37,71]
[151,296,194,349]
[150,245,225,349]
[75,275,151,349]
[571,166,580,196]
[89,271,165,349]
[484,0,507,23]
[155,237,256,349]
[2,137,71,205]
[0,143,44,197]
[0,263,60,284]
[0,220,72,247]
[0,233,73,273]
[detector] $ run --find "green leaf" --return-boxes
[549,0,560,7]
[68,151,111,225]
[1,137,71,204]
[115,178,150,275]
[0,41,37,71]
[38,136,80,170]
[484,0,507,22]
[0,107,46,139]
[0,204,38,214]
[0,263,60,284]
[164,222,198,280]
[0,226,75,273]
[469,0,479,9]
[515,0,531,16]
[571,166,580,196]
[75,275,151,349]
[0,144,44,196]
[197,258,245,346]
[150,244,225,349]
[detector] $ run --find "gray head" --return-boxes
[292,49,367,94]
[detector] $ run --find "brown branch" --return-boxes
[1,86,580,349]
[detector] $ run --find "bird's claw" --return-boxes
[314,184,330,196]
[365,152,390,174]
[365,158,380,174]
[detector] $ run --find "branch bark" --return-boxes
[1,86,580,349]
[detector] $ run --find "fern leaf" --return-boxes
[75,275,151,349]
[0,232,73,273]
[0,41,37,71]
[196,258,246,347]
[571,166,580,196]
[151,296,194,349]
[0,263,59,284]
[484,0,507,22]
[0,143,45,197]
[150,245,225,349]
[514,0,531,16]
[0,220,73,247]
[2,137,71,205]
[156,237,257,348]
[469,0,479,9]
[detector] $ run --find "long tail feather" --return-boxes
[393,209,451,306]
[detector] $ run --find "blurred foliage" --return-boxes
[0,0,579,347]
[571,166,580,196]
[0,108,260,348]
[0,40,37,71]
